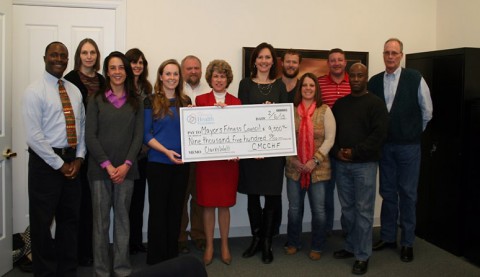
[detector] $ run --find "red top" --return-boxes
[195,91,242,207]
[318,73,351,108]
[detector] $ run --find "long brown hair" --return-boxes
[125,48,153,94]
[99,51,139,111]
[294,72,323,107]
[73,38,101,72]
[249,42,278,80]
[151,59,190,119]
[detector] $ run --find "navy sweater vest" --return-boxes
[368,68,422,144]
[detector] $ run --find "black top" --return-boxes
[332,93,389,162]
[64,70,106,107]
[276,78,299,104]
[237,78,288,196]
[238,78,288,105]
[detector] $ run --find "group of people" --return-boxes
[22,37,432,276]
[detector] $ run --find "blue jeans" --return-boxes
[336,161,377,261]
[324,154,336,232]
[286,178,327,252]
[379,143,421,247]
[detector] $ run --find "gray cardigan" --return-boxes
[85,94,144,181]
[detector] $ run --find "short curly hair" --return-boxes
[205,59,234,89]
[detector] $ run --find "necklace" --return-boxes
[257,82,273,96]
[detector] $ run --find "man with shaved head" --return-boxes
[331,63,388,275]
[23,41,86,276]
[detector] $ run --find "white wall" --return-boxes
[436,0,480,49]
[126,0,438,91]
[126,0,438,237]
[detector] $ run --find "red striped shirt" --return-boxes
[318,73,351,108]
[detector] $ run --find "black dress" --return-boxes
[237,78,288,196]
[64,70,105,264]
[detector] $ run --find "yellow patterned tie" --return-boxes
[58,80,77,147]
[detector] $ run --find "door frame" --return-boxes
[0,0,13,274]
[13,0,126,51]
[9,0,126,247]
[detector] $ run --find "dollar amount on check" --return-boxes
[180,103,297,162]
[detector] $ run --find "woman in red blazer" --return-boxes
[195,60,241,266]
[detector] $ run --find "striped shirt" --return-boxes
[318,73,351,108]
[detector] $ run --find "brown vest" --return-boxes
[285,104,331,183]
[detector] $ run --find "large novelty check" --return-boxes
[180,103,297,162]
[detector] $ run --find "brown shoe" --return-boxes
[203,245,214,266]
[194,239,206,251]
[285,246,298,255]
[309,251,321,261]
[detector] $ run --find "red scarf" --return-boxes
[297,101,316,189]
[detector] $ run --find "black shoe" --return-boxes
[372,240,397,251]
[140,244,148,252]
[131,243,147,253]
[333,249,354,259]
[242,236,261,258]
[178,241,190,254]
[400,246,414,262]
[78,257,93,267]
[261,238,273,264]
[352,260,369,275]
[261,209,275,264]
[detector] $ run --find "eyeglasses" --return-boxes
[383,51,402,57]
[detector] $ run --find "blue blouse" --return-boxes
[144,98,182,164]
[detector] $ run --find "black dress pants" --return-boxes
[129,156,148,247]
[28,149,81,277]
[77,154,93,262]
[146,162,189,265]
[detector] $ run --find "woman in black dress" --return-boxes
[125,48,152,255]
[64,38,105,266]
[238,42,288,264]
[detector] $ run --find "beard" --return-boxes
[186,75,200,86]
[282,67,299,79]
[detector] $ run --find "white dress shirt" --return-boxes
[23,71,86,169]
[184,81,209,103]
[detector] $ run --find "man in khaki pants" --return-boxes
[178,55,208,253]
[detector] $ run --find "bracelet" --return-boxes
[313,157,320,165]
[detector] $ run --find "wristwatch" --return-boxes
[313,157,320,165]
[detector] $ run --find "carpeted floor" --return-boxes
[5,228,480,276]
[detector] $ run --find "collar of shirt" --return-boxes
[213,90,227,103]
[383,67,402,112]
[184,81,209,101]
[44,70,63,85]
[384,66,402,79]
[326,72,350,85]
[105,89,127,108]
